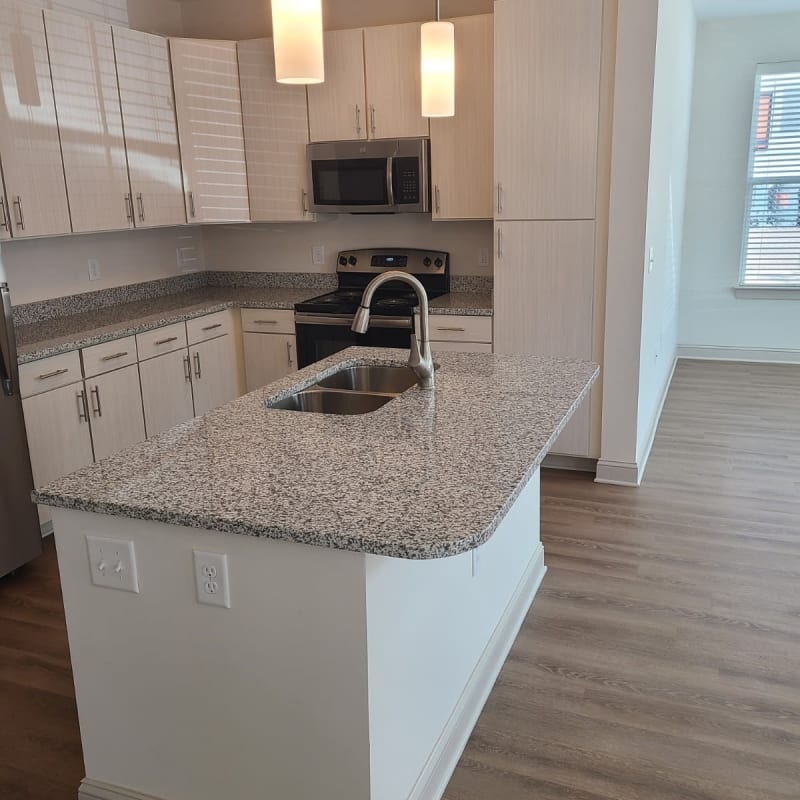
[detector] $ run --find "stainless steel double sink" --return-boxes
[266,365,420,415]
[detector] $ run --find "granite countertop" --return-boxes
[16,287,494,364]
[34,348,598,561]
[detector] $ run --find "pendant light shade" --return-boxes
[421,15,455,118]
[271,0,324,85]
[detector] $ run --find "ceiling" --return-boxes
[694,0,800,18]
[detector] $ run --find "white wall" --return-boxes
[202,217,494,277]
[679,13,800,353]
[637,0,696,461]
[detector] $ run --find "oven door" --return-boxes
[294,314,413,369]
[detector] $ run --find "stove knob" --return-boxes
[423,257,432,267]
[339,256,348,266]
[434,258,444,268]
[348,256,358,266]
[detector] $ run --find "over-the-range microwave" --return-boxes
[306,138,431,214]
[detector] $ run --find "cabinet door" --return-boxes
[307,28,367,143]
[45,10,132,233]
[190,336,240,417]
[86,365,146,461]
[431,15,493,221]
[238,38,311,223]
[22,382,94,488]
[139,348,194,438]
[243,333,297,393]
[363,22,429,140]
[494,220,595,456]
[0,175,10,241]
[113,26,186,229]
[494,0,602,220]
[0,0,71,238]
[170,38,250,223]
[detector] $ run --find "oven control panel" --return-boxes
[336,249,449,276]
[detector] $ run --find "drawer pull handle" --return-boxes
[436,327,466,333]
[254,320,278,325]
[100,351,129,362]
[37,368,69,381]
[155,336,179,346]
[201,323,223,332]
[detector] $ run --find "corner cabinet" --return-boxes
[238,38,312,223]
[170,38,251,223]
[0,0,71,239]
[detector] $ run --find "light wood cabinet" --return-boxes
[307,28,367,142]
[45,10,132,233]
[113,26,186,229]
[190,335,240,416]
[139,347,194,438]
[86,365,147,461]
[363,22,429,140]
[0,0,71,238]
[494,0,603,221]
[170,38,250,223]
[238,38,312,223]
[243,332,297,392]
[494,220,595,456]
[431,15,493,221]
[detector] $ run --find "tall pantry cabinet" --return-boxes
[493,0,616,459]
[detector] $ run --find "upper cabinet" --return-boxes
[494,0,603,221]
[238,38,312,223]
[363,22,429,140]
[307,28,367,143]
[170,38,250,224]
[45,10,132,233]
[113,27,186,229]
[0,0,71,238]
[430,14,493,221]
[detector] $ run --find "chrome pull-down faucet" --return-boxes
[351,271,435,389]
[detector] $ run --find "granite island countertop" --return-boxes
[34,348,598,560]
[16,287,493,364]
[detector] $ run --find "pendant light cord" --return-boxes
[435,0,440,22]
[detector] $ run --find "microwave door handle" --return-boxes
[386,156,395,207]
[0,284,16,396]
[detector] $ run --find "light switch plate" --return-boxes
[86,536,139,593]
[479,248,490,268]
[87,259,100,281]
[312,245,325,266]
[193,551,231,608]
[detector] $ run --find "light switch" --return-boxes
[312,245,325,266]
[86,536,139,593]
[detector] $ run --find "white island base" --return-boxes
[52,471,544,800]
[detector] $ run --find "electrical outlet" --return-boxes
[87,259,100,281]
[648,246,655,274]
[193,551,231,608]
[86,536,139,593]
[312,245,325,266]
[479,248,490,268]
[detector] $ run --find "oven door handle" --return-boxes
[386,156,395,207]
[294,313,412,330]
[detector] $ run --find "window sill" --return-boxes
[734,285,800,299]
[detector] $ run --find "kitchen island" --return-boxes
[36,347,598,800]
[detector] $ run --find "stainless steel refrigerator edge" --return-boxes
[0,281,42,578]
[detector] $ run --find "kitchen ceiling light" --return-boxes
[271,0,325,85]
[421,0,455,118]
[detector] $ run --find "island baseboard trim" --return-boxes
[79,778,165,800]
[595,460,641,487]
[406,546,547,800]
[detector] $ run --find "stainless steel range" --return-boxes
[294,248,449,368]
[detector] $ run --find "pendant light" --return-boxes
[271,0,325,85]
[421,0,455,117]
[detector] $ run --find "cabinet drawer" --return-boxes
[82,336,137,378]
[241,308,295,335]
[187,310,233,345]
[19,351,82,399]
[137,322,188,361]
[431,341,493,354]
[428,315,493,343]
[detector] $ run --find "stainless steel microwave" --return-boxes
[307,138,430,214]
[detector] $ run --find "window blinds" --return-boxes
[741,64,800,286]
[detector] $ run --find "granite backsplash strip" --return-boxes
[450,275,493,293]
[205,271,339,291]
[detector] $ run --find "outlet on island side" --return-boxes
[193,551,231,608]
[87,259,101,282]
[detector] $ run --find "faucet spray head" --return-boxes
[351,305,371,334]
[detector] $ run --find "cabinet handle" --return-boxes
[137,192,145,223]
[286,340,294,367]
[183,354,192,382]
[125,193,134,224]
[77,389,89,423]
[497,226,503,260]
[100,351,129,362]
[355,104,362,136]
[13,196,25,230]
[434,185,441,215]
[188,191,196,219]
[301,189,309,215]
[90,386,103,417]
[201,323,223,332]
[0,197,8,232]
[254,319,278,325]
[155,336,179,346]
[37,367,69,381]
[436,327,466,333]
[193,352,202,379]
[370,105,376,136]
[497,183,504,214]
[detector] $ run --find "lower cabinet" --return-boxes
[139,347,195,438]
[428,315,493,355]
[243,332,297,392]
[190,335,241,416]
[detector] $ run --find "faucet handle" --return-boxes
[408,334,422,368]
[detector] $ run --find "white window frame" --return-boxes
[738,61,800,293]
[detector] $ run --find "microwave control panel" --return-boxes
[395,157,420,204]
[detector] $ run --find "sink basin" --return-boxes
[315,365,419,394]
[267,389,393,415]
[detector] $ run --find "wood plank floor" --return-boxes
[1,359,799,799]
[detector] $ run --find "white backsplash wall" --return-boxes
[0,227,204,306]
[202,217,495,277]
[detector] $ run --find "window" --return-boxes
[741,63,800,286]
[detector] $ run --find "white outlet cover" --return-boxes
[193,551,231,608]
[88,259,100,281]
[312,245,325,266]
[479,248,490,268]
[86,536,139,593]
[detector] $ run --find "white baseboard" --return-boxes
[407,546,547,800]
[79,779,164,800]
[677,345,800,364]
[595,460,641,487]
[635,355,677,485]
